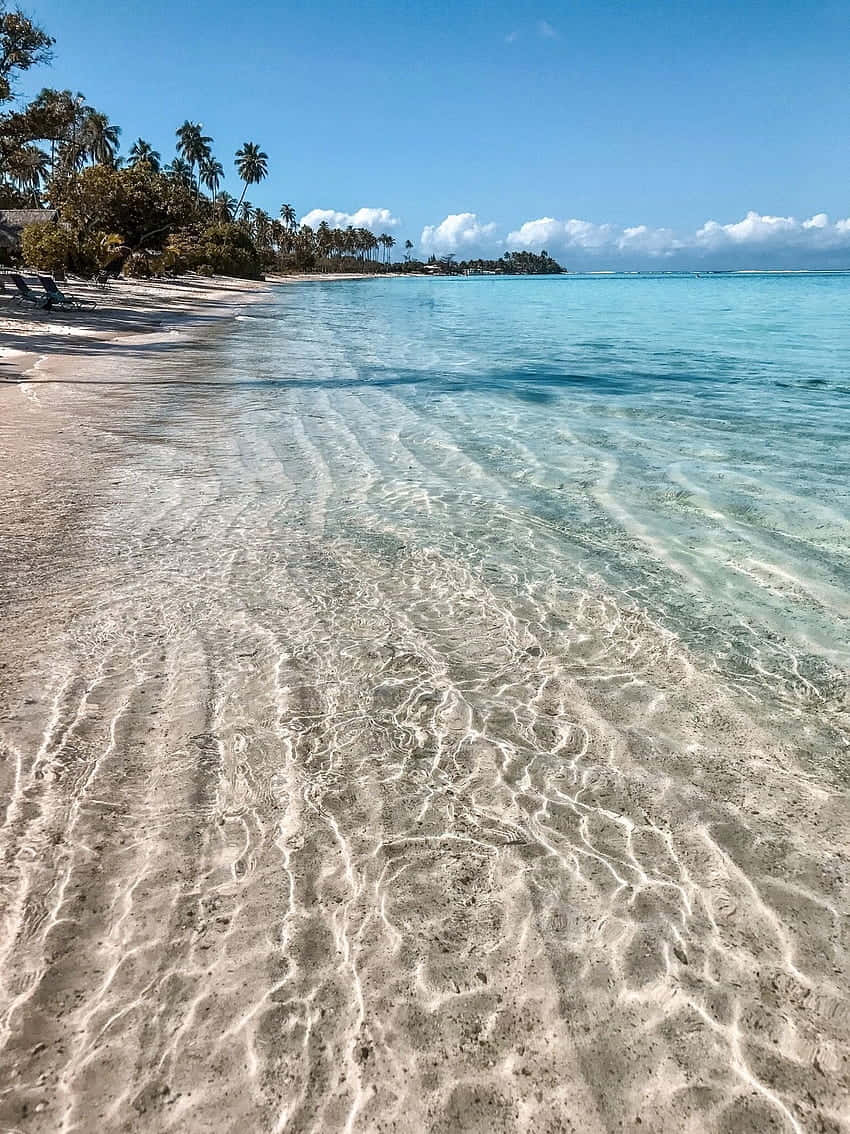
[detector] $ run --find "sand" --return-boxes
[1,273,848,1134]
[0,272,384,384]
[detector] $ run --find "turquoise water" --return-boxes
[5,273,850,1131]
[237,273,850,682]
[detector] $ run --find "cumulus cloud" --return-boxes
[420,213,498,254]
[299,206,400,232]
[505,210,850,267]
[617,224,680,254]
[300,206,850,268]
[693,210,850,252]
[507,217,614,250]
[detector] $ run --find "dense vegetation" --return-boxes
[0,6,277,278]
[0,3,564,279]
[422,250,564,275]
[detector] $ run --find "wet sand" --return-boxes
[0,277,848,1133]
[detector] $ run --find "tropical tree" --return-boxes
[79,109,120,165]
[11,142,48,202]
[293,224,315,270]
[0,3,54,104]
[175,120,212,199]
[234,141,268,212]
[166,156,194,189]
[199,156,224,203]
[252,208,272,250]
[378,233,395,265]
[316,219,332,263]
[404,238,414,262]
[361,229,378,261]
[128,138,160,170]
[59,162,194,251]
[1,88,84,182]
[0,5,327,278]
[214,190,237,221]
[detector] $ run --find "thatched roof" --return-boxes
[0,209,59,249]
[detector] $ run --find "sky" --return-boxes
[16,0,850,268]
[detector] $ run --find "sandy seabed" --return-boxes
[0,273,848,1134]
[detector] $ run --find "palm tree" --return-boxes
[175,121,212,199]
[80,110,120,165]
[199,156,224,203]
[166,156,194,188]
[237,199,253,225]
[404,239,414,262]
[378,233,395,265]
[363,229,378,262]
[128,138,161,170]
[234,142,268,213]
[253,208,272,249]
[48,91,94,173]
[214,190,237,222]
[11,144,49,204]
[280,202,296,230]
[20,89,86,178]
[316,219,332,264]
[276,220,295,254]
[297,225,315,254]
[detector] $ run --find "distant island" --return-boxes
[410,250,565,276]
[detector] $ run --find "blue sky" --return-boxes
[18,0,850,267]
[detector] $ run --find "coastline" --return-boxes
[1,274,268,383]
[0,271,389,387]
[0,270,386,514]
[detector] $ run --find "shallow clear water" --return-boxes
[2,274,849,1133]
[234,272,850,684]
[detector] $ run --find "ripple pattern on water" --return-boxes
[1,274,849,1133]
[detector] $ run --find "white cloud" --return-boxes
[420,213,498,254]
[617,224,680,254]
[537,19,558,38]
[299,207,850,267]
[299,206,401,232]
[505,210,850,265]
[692,210,850,252]
[507,217,614,250]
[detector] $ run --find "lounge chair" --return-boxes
[9,274,49,308]
[37,275,96,310]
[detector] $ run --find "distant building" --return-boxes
[0,209,59,254]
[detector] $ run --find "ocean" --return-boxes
[2,272,848,1132]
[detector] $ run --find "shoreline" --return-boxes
[1,274,269,386]
[0,271,391,388]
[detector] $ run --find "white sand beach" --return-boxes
[0,272,848,1134]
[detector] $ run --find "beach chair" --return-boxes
[37,275,96,310]
[9,274,50,308]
